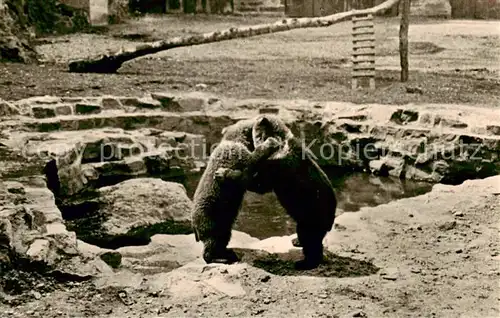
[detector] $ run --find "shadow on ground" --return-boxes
[233,248,380,278]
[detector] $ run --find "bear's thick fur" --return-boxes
[222,115,337,270]
[191,137,281,264]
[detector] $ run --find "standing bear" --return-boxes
[221,115,337,270]
[191,137,281,264]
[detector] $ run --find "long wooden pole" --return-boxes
[68,0,401,73]
[399,0,410,82]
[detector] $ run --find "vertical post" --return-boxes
[399,0,410,82]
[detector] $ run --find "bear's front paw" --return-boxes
[214,168,230,181]
[204,248,239,265]
[215,168,243,181]
[264,137,282,151]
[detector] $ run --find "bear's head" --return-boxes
[252,115,295,160]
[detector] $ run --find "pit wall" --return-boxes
[1,92,499,201]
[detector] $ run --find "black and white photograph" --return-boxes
[0,0,499,316]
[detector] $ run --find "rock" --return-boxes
[453,211,464,217]
[55,105,73,116]
[372,157,405,178]
[0,99,20,117]
[26,239,51,261]
[0,219,13,267]
[32,106,56,119]
[101,97,123,110]
[351,310,367,317]
[136,98,162,109]
[150,92,209,112]
[0,219,13,247]
[486,125,500,136]
[390,109,419,125]
[259,107,280,114]
[75,103,102,115]
[439,118,468,129]
[5,181,25,194]
[369,159,386,175]
[438,220,456,231]
[100,251,122,268]
[380,267,399,281]
[406,86,424,94]
[94,178,192,241]
[31,291,42,300]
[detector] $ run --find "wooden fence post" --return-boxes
[399,0,410,82]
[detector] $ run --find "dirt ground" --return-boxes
[1,176,499,318]
[0,15,499,106]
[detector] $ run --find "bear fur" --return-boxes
[221,116,294,194]
[222,115,337,270]
[192,137,281,264]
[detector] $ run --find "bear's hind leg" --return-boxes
[294,224,326,270]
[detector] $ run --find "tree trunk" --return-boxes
[399,0,410,82]
[68,0,401,73]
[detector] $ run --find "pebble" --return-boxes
[438,221,456,231]
[380,268,398,281]
[32,291,42,300]
[352,310,367,317]
[260,275,271,283]
[251,308,265,316]
[453,211,464,217]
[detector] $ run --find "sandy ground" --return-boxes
[1,176,499,318]
[0,16,498,106]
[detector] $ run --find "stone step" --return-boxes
[14,92,222,119]
[21,112,236,153]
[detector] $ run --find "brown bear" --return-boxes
[191,137,281,264]
[221,115,337,270]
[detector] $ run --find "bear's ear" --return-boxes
[256,115,272,128]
